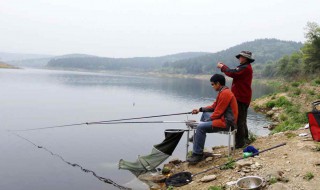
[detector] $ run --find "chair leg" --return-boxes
[228,132,231,157]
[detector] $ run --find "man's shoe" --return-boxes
[187,154,204,164]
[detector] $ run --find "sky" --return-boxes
[0,0,319,57]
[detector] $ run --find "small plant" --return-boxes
[208,186,224,190]
[303,172,314,181]
[293,88,301,95]
[285,132,297,138]
[248,130,257,144]
[220,157,235,170]
[266,101,276,108]
[269,176,278,184]
[313,78,320,85]
[308,90,316,96]
[291,82,300,87]
[313,143,320,151]
[167,186,174,190]
[279,113,288,121]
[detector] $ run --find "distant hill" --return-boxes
[8,54,94,68]
[162,39,303,74]
[0,52,52,61]
[47,52,210,71]
[46,39,302,74]
[0,61,19,69]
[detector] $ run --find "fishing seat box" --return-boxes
[307,101,320,142]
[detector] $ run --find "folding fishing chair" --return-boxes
[185,121,236,158]
[307,101,320,142]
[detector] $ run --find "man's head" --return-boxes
[236,51,255,64]
[210,74,225,91]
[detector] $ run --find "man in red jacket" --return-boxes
[187,74,238,164]
[217,51,254,148]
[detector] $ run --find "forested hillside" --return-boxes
[162,39,302,74]
[46,39,302,74]
[47,52,209,71]
[261,22,320,79]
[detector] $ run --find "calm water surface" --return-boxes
[0,68,273,190]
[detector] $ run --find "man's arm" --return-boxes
[217,62,249,79]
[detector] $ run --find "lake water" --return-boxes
[0,68,273,190]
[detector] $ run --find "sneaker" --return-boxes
[187,153,204,164]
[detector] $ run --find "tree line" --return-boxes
[261,22,320,79]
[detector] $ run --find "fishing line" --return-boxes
[10,112,192,132]
[11,132,131,190]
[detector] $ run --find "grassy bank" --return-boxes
[252,78,320,132]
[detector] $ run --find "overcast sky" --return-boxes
[0,0,319,57]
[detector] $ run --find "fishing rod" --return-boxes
[11,132,131,190]
[93,120,197,125]
[9,111,192,132]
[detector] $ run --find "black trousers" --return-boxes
[236,101,249,147]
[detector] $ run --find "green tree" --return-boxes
[302,22,320,74]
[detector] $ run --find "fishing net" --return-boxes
[119,129,184,173]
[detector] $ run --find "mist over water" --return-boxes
[0,68,273,190]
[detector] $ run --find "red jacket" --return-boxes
[221,63,253,105]
[202,87,238,128]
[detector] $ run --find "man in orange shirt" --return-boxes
[187,74,238,164]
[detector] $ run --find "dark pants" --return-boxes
[236,101,249,147]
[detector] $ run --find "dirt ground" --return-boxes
[162,129,320,190]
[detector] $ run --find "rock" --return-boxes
[205,157,213,162]
[250,165,257,170]
[226,181,237,186]
[239,172,246,176]
[242,168,251,173]
[138,173,166,183]
[314,161,320,166]
[268,183,290,190]
[304,124,309,129]
[255,162,262,168]
[267,110,274,117]
[273,132,284,136]
[282,156,288,159]
[236,160,253,168]
[169,158,182,165]
[150,183,161,190]
[266,171,284,181]
[286,161,291,164]
[285,169,291,172]
[200,175,217,182]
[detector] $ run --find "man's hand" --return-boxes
[217,62,224,69]
[191,109,199,115]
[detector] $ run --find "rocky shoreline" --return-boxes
[143,80,320,190]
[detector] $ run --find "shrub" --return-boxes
[248,130,257,143]
[291,82,300,87]
[266,101,276,108]
[220,158,235,170]
[274,96,292,107]
[293,88,301,96]
[308,90,316,95]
